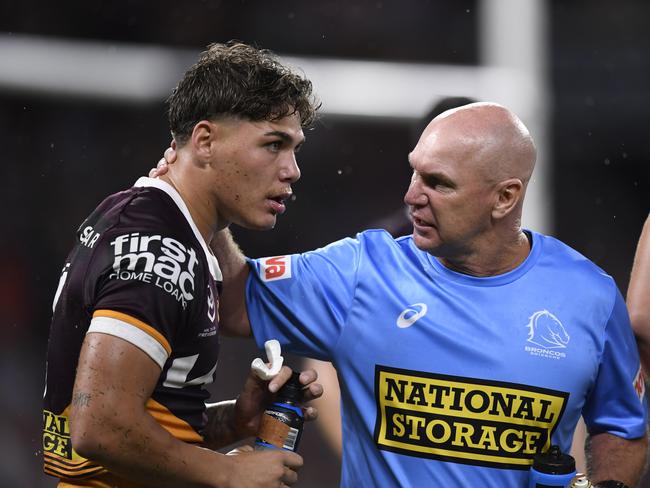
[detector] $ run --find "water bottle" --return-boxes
[254,370,304,452]
[528,445,576,487]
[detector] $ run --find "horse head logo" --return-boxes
[526,310,569,349]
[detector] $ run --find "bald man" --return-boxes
[162,103,648,486]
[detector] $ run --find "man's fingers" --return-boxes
[164,145,177,164]
[148,158,168,178]
[302,381,323,401]
[298,368,318,386]
[303,405,318,421]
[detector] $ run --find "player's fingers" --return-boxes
[282,451,303,470]
[269,365,293,393]
[282,467,298,486]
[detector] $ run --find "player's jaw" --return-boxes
[232,187,293,231]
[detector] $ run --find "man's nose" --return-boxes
[404,181,426,207]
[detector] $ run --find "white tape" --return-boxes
[251,339,284,380]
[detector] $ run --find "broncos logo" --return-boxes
[526,310,569,349]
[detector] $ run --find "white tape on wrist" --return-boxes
[251,339,284,380]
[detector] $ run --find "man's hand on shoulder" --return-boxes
[149,142,177,178]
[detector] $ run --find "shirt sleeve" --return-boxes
[582,288,648,438]
[245,236,362,360]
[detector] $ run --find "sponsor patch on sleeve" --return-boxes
[634,365,646,401]
[260,255,292,282]
[374,365,568,470]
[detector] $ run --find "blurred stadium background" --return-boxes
[1,0,648,486]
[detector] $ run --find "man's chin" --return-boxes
[412,233,439,253]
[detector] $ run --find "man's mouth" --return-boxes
[410,213,434,229]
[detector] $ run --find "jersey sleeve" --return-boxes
[245,236,362,360]
[85,226,199,369]
[582,287,648,438]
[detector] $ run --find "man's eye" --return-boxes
[267,141,282,151]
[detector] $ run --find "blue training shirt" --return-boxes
[246,229,647,487]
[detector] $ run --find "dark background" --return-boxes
[1,1,648,486]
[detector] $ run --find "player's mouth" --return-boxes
[267,191,292,215]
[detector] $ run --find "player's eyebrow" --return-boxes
[264,130,306,147]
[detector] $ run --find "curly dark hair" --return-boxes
[167,41,320,146]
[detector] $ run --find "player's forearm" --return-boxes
[210,228,252,336]
[587,432,648,487]
[72,402,232,488]
[203,400,249,450]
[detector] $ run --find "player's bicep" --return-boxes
[70,332,162,449]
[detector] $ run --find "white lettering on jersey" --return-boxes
[109,233,199,307]
[80,225,101,248]
[260,255,292,282]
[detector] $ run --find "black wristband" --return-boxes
[595,481,630,488]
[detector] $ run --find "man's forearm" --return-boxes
[629,213,650,372]
[211,229,252,336]
[587,432,648,487]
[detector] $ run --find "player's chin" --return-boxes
[238,213,278,231]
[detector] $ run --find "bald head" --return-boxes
[419,102,537,185]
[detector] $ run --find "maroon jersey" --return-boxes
[43,177,222,484]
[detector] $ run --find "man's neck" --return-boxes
[438,231,531,277]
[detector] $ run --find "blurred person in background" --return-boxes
[42,41,323,488]
[629,212,650,372]
[160,102,647,486]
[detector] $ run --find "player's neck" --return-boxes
[158,172,225,245]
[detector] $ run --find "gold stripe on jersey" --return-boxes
[93,309,172,355]
[43,407,107,479]
[45,399,202,483]
[146,397,203,443]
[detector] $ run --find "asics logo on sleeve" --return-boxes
[396,303,428,328]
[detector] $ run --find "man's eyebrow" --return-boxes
[264,130,306,146]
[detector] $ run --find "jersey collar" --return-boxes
[133,177,222,282]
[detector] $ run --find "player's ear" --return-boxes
[190,120,217,160]
[492,178,523,220]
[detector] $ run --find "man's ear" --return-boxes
[190,120,217,161]
[492,178,524,219]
